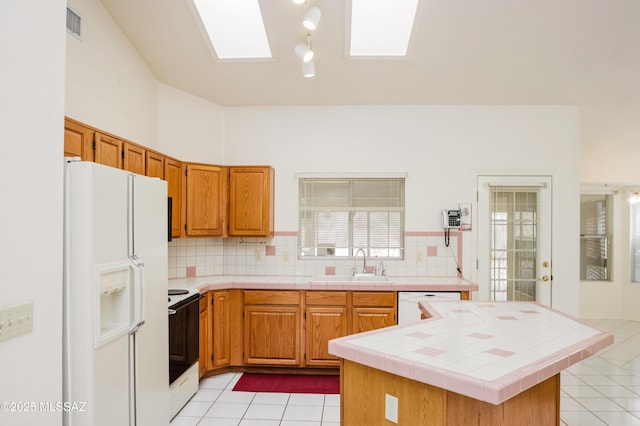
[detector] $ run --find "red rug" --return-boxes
[232,373,339,394]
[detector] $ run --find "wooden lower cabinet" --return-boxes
[305,291,348,367]
[352,307,396,334]
[243,291,301,366]
[199,290,397,375]
[211,291,231,368]
[352,292,396,334]
[244,304,302,366]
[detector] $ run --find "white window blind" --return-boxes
[580,194,611,281]
[298,177,405,258]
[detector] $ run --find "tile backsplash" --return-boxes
[168,231,462,279]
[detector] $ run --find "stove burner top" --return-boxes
[168,289,189,296]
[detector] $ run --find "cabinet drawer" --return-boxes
[244,290,301,305]
[352,292,395,307]
[305,291,348,306]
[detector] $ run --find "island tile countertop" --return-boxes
[328,301,613,405]
[169,275,478,293]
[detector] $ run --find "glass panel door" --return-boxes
[490,188,538,301]
[478,176,552,306]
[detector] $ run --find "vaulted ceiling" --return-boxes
[101,0,639,108]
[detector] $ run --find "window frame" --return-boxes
[297,176,405,260]
[579,192,613,282]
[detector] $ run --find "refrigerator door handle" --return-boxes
[129,255,146,334]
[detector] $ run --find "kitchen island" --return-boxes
[328,301,613,425]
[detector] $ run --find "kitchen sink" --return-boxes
[353,274,389,282]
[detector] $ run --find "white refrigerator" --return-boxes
[63,159,169,426]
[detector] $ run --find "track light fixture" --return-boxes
[293,1,321,77]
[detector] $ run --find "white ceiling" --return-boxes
[100,0,640,108]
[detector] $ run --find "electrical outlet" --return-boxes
[283,250,290,262]
[0,302,33,343]
[385,393,398,423]
[416,251,423,263]
[254,247,262,261]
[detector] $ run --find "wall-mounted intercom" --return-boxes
[442,209,462,229]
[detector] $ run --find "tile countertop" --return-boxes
[168,275,479,293]
[328,301,613,405]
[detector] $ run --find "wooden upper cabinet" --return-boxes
[122,142,145,175]
[145,150,164,179]
[165,158,182,238]
[228,166,274,237]
[184,163,228,237]
[64,118,93,160]
[94,132,122,169]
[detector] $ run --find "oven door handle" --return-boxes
[168,309,177,315]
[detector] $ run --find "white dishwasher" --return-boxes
[397,291,461,324]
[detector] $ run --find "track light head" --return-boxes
[295,43,314,63]
[303,60,316,78]
[303,6,321,30]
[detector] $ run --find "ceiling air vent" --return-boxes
[66,7,82,39]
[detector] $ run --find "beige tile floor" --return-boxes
[171,319,640,425]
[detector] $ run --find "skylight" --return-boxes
[192,0,272,60]
[349,0,419,57]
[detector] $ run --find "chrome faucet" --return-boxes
[354,248,366,275]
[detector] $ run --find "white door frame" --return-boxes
[477,175,553,306]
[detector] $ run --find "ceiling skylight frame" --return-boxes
[346,0,421,59]
[189,0,273,62]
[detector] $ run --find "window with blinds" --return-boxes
[580,194,612,281]
[298,177,405,258]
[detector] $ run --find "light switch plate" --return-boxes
[0,302,33,343]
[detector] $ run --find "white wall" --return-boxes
[157,83,225,163]
[224,105,581,315]
[65,0,158,148]
[0,1,66,424]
